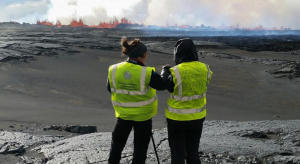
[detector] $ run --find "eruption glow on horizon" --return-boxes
[1,0,300,29]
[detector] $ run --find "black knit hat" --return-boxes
[174,38,198,65]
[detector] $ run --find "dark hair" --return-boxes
[121,38,141,55]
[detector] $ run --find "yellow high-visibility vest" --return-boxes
[108,62,157,121]
[165,61,212,121]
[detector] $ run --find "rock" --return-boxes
[15,152,25,156]
[216,154,224,159]
[222,159,234,164]
[66,50,80,53]
[203,158,210,163]
[0,131,64,152]
[274,74,287,78]
[18,156,44,164]
[43,125,63,131]
[273,155,300,164]
[44,125,97,134]
[0,49,34,63]
[214,159,221,163]
[227,156,235,160]
[0,143,25,155]
[208,153,216,159]
[224,156,235,163]
[0,144,9,154]
[282,134,297,140]
[278,68,293,73]
[201,153,209,157]
[9,125,14,128]
[64,125,97,134]
[279,152,294,156]
[268,69,280,74]
[42,51,59,57]
[32,43,65,49]
[241,131,268,138]
[198,151,204,156]
[238,156,247,162]
[268,62,300,79]
[200,52,299,79]
[249,157,263,164]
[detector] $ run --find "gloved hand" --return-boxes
[162,64,172,70]
[161,64,172,80]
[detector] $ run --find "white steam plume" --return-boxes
[46,0,300,29]
[0,0,299,29]
[47,0,141,25]
[143,0,300,29]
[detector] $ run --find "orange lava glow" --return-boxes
[37,17,132,28]
[37,18,290,30]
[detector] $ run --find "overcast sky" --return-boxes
[0,0,49,23]
[0,0,299,29]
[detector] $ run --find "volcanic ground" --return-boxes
[0,26,300,164]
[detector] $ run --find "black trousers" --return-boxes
[167,118,205,164]
[108,118,152,164]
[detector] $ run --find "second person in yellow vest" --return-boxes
[161,38,213,164]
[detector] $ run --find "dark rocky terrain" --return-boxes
[0,26,299,164]
[1,120,299,164]
[1,28,300,61]
[1,28,300,79]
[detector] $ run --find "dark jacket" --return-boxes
[107,58,167,93]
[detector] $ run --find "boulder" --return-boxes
[18,156,45,164]
[237,156,247,162]
[249,157,263,164]
[64,125,97,134]
[273,155,300,164]
[44,125,97,134]
[278,68,293,73]
[0,143,25,155]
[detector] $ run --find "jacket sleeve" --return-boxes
[107,77,111,93]
[165,76,175,93]
[148,70,167,91]
[160,66,174,93]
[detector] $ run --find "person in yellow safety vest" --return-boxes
[107,38,166,164]
[160,38,213,164]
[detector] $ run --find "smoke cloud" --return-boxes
[47,0,300,29]
[47,0,141,25]
[143,0,300,29]
[1,0,299,29]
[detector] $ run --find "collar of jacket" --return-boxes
[126,58,145,66]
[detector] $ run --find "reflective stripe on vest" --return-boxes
[205,64,211,80]
[112,95,157,107]
[170,92,206,101]
[110,87,150,95]
[167,105,206,114]
[111,64,148,95]
[173,66,182,97]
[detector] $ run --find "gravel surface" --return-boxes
[1,120,299,164]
